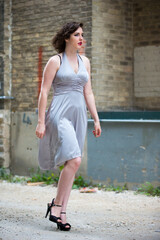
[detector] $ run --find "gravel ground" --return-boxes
[0,181,160,240]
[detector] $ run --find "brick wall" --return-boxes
[92,0,133,111]
[0,0,4,109]
[134,46,160,97]
[11,0,160,112]
[133,0,160,110]
[11,0,92,111]
[0,0,12,167]
[133,0,160,47]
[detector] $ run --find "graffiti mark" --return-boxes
[38,46,43,99]
[23,113,32,125]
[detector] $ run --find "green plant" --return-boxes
[72,175,90,189]
[28,167,59,185]
[136,182,160,197]
[0,168,129,192]
[59,165,64,171]
[3,167,159,197]
[106,184,127,192]
[0,167,12,181]
[0,167,29,183]
[0,167,60,185]
[96,182,128,192]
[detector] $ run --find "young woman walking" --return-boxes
[35,22,101,231]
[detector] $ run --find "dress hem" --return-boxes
[38,154,82,171]
[56,153,82,167]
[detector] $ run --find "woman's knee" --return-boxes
[68,157,81,171]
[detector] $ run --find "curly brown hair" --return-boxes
[52,22,83,53]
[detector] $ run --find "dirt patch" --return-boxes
[0,181,160,240]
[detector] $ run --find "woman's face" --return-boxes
[65,27,84,50]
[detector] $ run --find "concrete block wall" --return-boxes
[133,0,160,109]
[87,120,160,189]
[10,111,39,175]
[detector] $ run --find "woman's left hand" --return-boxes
[92,121,102,137]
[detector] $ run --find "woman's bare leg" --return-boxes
[60,173,75,225]
[51,156,81,224]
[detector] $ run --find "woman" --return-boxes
[35,22,101,231]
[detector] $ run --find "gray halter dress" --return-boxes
[38,51,89,170]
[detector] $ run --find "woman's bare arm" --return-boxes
[82,56,101,137]
[36,55,60,138]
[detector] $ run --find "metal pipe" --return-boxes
[0,96,14,100]
[88,119,160,123]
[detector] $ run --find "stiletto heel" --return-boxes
[45,203,50,218]
[58,212,71,231]
[57,223,60,229]
[45,198,62,225]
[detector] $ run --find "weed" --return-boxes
[0,167,29,183]
[0,167,89,188]
[28,168,59,185]
[0,167,159,196]
[0,167,12,181]
[72,175,90,189]
[136,182,160,197]
[96,182,128,192]
[106,184,128,192]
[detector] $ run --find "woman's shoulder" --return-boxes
[79,54,90,70]
[47,53,63,67]
[49,53,62,61]
[44,54,62,72]
[79,54,89,60]
[80,54,90,63]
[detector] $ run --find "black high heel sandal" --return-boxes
[45,198,62,225]
[57,212,71,231]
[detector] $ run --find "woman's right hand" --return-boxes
[35,123,46,139]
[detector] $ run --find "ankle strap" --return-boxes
[61,212,66,214]
[51,198,62,207]
[54,203,62,207]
